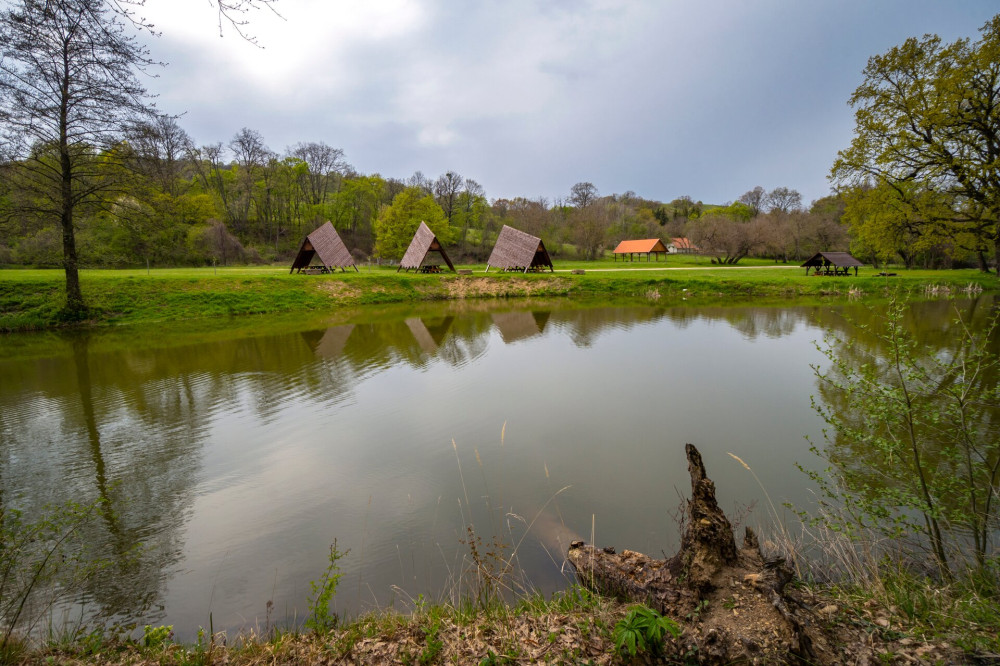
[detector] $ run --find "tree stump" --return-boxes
[567,444,823,664]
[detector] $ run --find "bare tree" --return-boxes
[127,116,193,196]
[189,142,238,224]
[229,127,269,231]
[0,0,158,317]
[406,171,433,195]
[766,186,802,213]
[434,171,464,229]
[570,202,612,259]
[687,215,764,264]
[181,0,282,43]
[289,141,347,205]
[569,181,599,208]
[738,186,766,217]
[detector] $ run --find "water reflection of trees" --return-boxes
[810,295,999,571]
[2,296,994,626]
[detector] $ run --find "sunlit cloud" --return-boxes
[137,0,999,204]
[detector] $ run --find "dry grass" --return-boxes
[32,593,626,665]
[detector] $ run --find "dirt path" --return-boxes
[553,265,802,273]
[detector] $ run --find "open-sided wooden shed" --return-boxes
[486,225,554,273]
[613,239,668,262]
[398,221,456,273]
[801,251,865,276]
[290,221,358,273]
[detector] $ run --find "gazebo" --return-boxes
[801,251,865,276]
[486,225,554,273]
[398,221,456,273]
[613,239,669,262]
[290,222,358,273]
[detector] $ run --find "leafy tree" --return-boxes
[0,0,158,317]
[810,193,846,222]
[373,187,450,260]
[454,179,487,246]
[715,201,754,222]
[330,174,385,251]
[841,182,951,268]
[831,15,1000,274]
[669,195,702,221]
[809,298,1000,578]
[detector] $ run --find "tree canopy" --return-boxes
[0,0,158,315]
[373,187,450,260]
[831,15,1000,274]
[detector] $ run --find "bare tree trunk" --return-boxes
[994,226,999,277]
[60,71,85,318]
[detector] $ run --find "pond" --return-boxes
[0,295,995,639]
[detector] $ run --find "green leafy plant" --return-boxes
[305,539,348,635]
[807,296,1000,579]
[686,599,710,622]
[141,624,173,650]
[0,500,113,660]
[418,618,444,664]
[612,604,681,658]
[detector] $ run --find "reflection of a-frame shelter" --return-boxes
[405,315,454,353]
[491,310,550,343]
[301,325,356,359]
[398,221,456,273]
[290,221,358,273]
[486,225,554,273]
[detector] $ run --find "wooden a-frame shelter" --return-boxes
[290,221,358,273]
[486,225,554,273]
[398,221,456,273]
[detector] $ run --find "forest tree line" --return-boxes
[1,2,997,276]
[0,115,993,270]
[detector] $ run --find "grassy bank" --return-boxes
[1,262,996,332]
[10,576,997,665]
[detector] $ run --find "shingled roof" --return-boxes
[398,222,456,272]
[290,222,357,273]
[800,251,865,268]
[486,225,554,273]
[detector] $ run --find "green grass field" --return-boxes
[1,261,996,332]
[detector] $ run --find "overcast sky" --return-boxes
[137,0,998,207]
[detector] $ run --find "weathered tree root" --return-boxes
[568,444,825,664]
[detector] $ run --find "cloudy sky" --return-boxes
[137,0,997,207]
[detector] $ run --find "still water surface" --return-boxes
[0,297,993,637]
